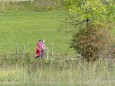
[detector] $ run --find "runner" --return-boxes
[35,40,42,59]
[41,40,46,58]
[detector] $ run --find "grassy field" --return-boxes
[0,2,115,86]
[0,10,74,56]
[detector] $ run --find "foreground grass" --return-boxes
[0,82,114,86]
[0,58,115,86]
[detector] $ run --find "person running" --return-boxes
[35,40,42,59]
[41,40,46,58]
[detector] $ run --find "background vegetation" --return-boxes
[64,0,115,61]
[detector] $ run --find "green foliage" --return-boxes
[64,0,115,24]
[64,0,115,61]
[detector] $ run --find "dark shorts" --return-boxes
[35,52,43,59]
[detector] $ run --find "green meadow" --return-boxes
[0,11,73,55]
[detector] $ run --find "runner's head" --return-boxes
[39,40,42,42]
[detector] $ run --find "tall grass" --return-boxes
[0,54,115,86]
[0,0,64,13]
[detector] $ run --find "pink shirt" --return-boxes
[37,42,42,51]
[41,42,46,51]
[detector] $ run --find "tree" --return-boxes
[65,0,114,26]
[64,0,115,61]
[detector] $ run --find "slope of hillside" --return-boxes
[0,11,73,55]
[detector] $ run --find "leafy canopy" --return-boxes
[64,0,115,24]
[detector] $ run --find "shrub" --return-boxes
[71,23,113,61]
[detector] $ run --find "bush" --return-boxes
[71,23,114,61]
